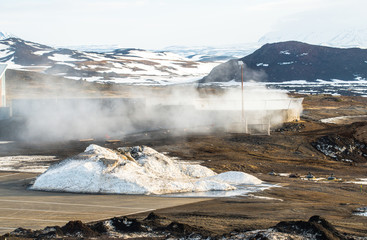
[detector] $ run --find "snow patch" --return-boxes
[279,50,291,55]
[48,53,84,62]
[349,178,367,185]
[206,171,262,185]
[320,115,367,124]
[0,43,10,51]
[354,207,367,217]
[278,61,295,65]
[256,63,269,67]
[33,50,51,56]
[31,145,264,195]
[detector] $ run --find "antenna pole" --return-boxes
[241,64,244,130]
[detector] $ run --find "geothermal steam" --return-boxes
[12,85,302,141]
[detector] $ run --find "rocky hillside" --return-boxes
[200,41,367,83]
[0,37,218,85]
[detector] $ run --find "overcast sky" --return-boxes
[1,0,366,49]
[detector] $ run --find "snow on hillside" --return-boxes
[4,28,367,86]
[31,144,264,195]
[0,37,220,85]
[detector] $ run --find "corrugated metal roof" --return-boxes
[0,64,7,78]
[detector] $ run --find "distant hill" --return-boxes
[0,37,219,85]
[200,41,367,83]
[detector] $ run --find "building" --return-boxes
[0,64,6,107]
[195,93,304,135]
[0,64,10,120]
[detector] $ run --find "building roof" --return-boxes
[0,64,7,79]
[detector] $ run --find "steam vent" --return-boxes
[195,88,303,135]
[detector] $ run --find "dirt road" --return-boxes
[0,171,208,235]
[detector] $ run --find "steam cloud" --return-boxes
[10,84,303,142]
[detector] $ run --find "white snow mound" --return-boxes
[31,144,262,195]
[207,171,263,185]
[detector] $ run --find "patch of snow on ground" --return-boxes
[0,43,9,51]
[278,61,295,65]
[247,194,284,201]
[279,50,291,55]
[206,171,262,185]
[33,50,51,56]
[320,115,367,124]
[48,53,83,62]
[277,173,290,177]
[128,50,187,61]
[31,145,264,195]
[66,76,103,82]
[349,178,367,185]
[354,207,367,217]
[0,155,57,173]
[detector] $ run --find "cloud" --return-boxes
[1,0,366,48]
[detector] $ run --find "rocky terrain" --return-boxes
[201,41,367,83]
[0,213,355,240]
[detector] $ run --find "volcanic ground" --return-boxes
[0,93,367,239]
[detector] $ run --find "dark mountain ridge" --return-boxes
[201,41,367,83]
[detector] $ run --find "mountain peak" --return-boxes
[201,41,367,83]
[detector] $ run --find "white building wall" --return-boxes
[0,64,6,107]
[1,74,5,107]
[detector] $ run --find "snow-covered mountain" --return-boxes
[2,28,367,86]
[201,41,367,83]
[57,29,367,65]
[62,44,258,62]
[258,28,367,48]
[158,29,367,61]
[0,37,219,85]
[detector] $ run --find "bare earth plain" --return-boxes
[1,87,367,238]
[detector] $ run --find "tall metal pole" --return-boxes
[241,64,244,129]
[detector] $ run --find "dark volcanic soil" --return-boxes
[1,94,367,239]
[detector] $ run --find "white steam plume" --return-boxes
[11,84,302,141]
